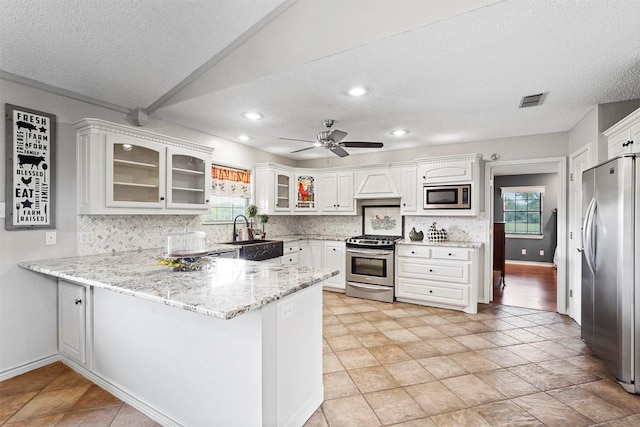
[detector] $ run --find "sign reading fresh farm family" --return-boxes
[5,104,57,230]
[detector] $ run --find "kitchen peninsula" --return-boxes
[19,249,338,427]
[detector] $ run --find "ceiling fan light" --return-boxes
[313,140,323,147]
[391,129,408,136]
[238,135,250,141]
[348,86,367,97]
[242,112,263,120]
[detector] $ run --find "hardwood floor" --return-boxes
[492,262,557,312]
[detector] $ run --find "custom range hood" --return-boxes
[353,166,401,199]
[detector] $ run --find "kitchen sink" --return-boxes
[223,239,284,261]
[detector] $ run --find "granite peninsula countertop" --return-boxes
[19,249,338,320]
[396,239,483,249]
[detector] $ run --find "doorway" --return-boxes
[484,157,567,314]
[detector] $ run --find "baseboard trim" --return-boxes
[506,260,555,267]
[60,356,183,427]
[0,354,60,382]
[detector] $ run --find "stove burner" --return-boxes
[346,234,402,249]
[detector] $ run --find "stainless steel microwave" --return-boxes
[423,184,471,209]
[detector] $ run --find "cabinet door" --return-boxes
[275,170,293,212]
[166,147,211,210]
[320,174,339,211]
[420,160,473,184]
[323,241,345,289]
[59,281,86,364]
[106,135,165,208]
[335,172,355,212]
[294,173,317,212]
[400,167,418,213]
[300,240,323,267]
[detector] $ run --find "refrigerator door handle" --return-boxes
[582,197,597,275]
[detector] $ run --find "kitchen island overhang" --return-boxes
[19,250,337,427]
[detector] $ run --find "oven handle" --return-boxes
[346,248,393,256]
[347,282,391,291]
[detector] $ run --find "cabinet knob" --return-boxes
[160,197,165,201]
[333,248,336,251]
[403,203,406,206]
[448,253,453,256]
[429,290,433,293]
[205,199,209,203]
[75,299,82,305]
[429,269,433,272]
[411,251,415,254]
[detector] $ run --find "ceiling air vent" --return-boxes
[519,92,546,108]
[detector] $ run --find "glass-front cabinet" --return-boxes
[106,136,165,208]
[167,147,211,209]
[294,173,317,212]
[74,118,213,215]
[275,171,292,211]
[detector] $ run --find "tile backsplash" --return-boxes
[77,213,486,255]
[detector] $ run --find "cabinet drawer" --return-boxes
[397,259,469,284]
[281,252,299,265]
[432,247,470,261]
[283,242,299,254]
[396,245,430,258]
[397,278,469,307]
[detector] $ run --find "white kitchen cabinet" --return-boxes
[254,165,294,214]
[419,159,474,184]
[391,165,418,214]
[281,241,300,265]
[323,241,346,291]
[74,119,213,215]
[604,107,640,159]
[294,172,319,212]
[395,243,480,314]
[299,240,323,268]
[58,280,88,365]
[320,172,355,213]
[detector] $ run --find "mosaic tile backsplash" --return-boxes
[77,213,486,256]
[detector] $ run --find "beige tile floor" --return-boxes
[304,291,640,427]
[2,290,639,426]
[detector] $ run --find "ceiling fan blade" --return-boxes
[330,146,349,157]
[341,141,384,148]
[291,146,316,153]
[328,129,348,143]
[279,137,315,143]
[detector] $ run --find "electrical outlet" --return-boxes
[539,250,545,256]
[521,249,527,255]
[281,304,294,320]
[45,231,57,245]
[79,232,94,244]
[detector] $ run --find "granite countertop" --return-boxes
[270,234,350,242]
[396,239,483,249]
[19,249,338,320]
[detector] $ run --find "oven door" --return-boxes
[345,247,394,287]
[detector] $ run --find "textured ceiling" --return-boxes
[2,0,640,160]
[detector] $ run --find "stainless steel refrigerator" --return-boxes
[581,153,639,394]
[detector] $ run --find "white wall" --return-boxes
[0,77,293,376]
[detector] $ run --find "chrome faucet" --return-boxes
[232,214,249,242]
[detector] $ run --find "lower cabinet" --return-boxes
[322,241,346,291]
[299,240,323,268]
[281,241,300,265]
[58,280,89,365]
[395,244,480,314]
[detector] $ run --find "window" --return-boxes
[501,186,544,235]
[202,165,251,223]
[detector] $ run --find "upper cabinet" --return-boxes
[604,107,640,159]
[417,154,483,216]
[320,172,355,214]
[294,172,318,212]
[391,165,418,214]
[74,119,213,215]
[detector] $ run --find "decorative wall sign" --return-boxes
[5,104,57,230]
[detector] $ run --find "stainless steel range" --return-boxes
[345,234,402,303]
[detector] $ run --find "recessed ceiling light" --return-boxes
[391,129,408,137]
[238,135,250,141]
[242,112,263,120]
[348,86,367,97]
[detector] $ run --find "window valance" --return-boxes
[211,165,251,198]
[501,186,546,197]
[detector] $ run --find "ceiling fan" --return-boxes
[280,119,383,157]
